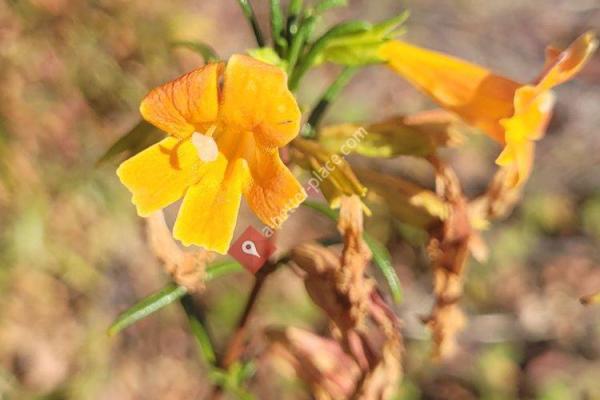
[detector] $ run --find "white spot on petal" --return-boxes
[539,91,556,113]
[192,132,219,162]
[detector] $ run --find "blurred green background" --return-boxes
[0,0,599,399]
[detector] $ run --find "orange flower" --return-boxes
[117,55,306,253]
[380,32,597,186]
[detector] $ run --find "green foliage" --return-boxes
[96,120,163,166]
[315,13,408,66]
[205,260,243,281]
[364,233,403,304]
[289,13,407,88]
[107,283,188,336]
[236,0,265,46]
[246,47,288,70]
[208,362,256,400]
[302,200,403,304]
[108,260,243,336]
[171,40,219,62]
[270,0,286,54]
[314,0,348,14]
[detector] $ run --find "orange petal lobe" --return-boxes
[140,63,222,139]
[116,137,203,216]
[496,87,555,186]
[245,149,306,228]
[173,157,248,254]
[220,55,301,148]
[536,31,598,91]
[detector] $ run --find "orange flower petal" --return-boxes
[496,137,535,188]
[220,54,301,148]
[173,157,248,254]
[536,31,598,92]
[496,88,554,186]
[116,137,203,216]
[380,40,520,142]
[140,62,222,139]
[244,148,306,228]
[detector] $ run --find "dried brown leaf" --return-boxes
[267,327,361,400]
[423,157,472,360]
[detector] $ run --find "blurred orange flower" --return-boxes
[380,32,597,186]
[117,55,305,253]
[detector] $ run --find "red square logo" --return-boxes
[228,226,276,274]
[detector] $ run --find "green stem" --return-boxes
[286,14,316,77]
[302,66,358,138]
[270,0,286,55]
[236,0,265,47]
[286,0,303,43]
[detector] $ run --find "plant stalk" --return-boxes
[302,66,358,138]
[236,0,265,47]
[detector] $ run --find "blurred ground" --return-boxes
[0,0,599,399]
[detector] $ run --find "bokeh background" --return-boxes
[1,0,599,399]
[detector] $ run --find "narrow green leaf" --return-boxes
[108,283,187,336]
[304,66,358,138]
[236,0,265,47]
[303,199,339,220]
[315,12,409,67]
[171,40,219,62]
[286,14,316,76]
[363,233,403,304]
[180,295,217,365]
[314,0,347,14]
[289,20,371,89]
[96,120,163,166]
[269,0,286,55]
[247,47,288,70]
[205,260,243,280]
[302,200,403,304]
[109,260,243,336]
[286,0,303,41]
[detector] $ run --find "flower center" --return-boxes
[191,126,218,162]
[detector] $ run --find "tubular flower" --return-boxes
[379,32,597,186]
[117,55,306,254]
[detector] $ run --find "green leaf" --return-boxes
[108,260,243,336]
[96,120,163,166]
[171,40,219,62]
[303,199,339,220]
[208,362,256,400]
[316,12,409,66]
[247,47,288,70]
[236,0,266,47]
[302,200,403,303]
[269,0,286,54]
[314,0,347,14]
[180,295,217,365]
[289,20,371,89]
[205,260,243,281]
[286,14,316,76]
[286,0,303,39]
[108,283,188,336]
[363,233,403,304]
[304,67,358,138]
